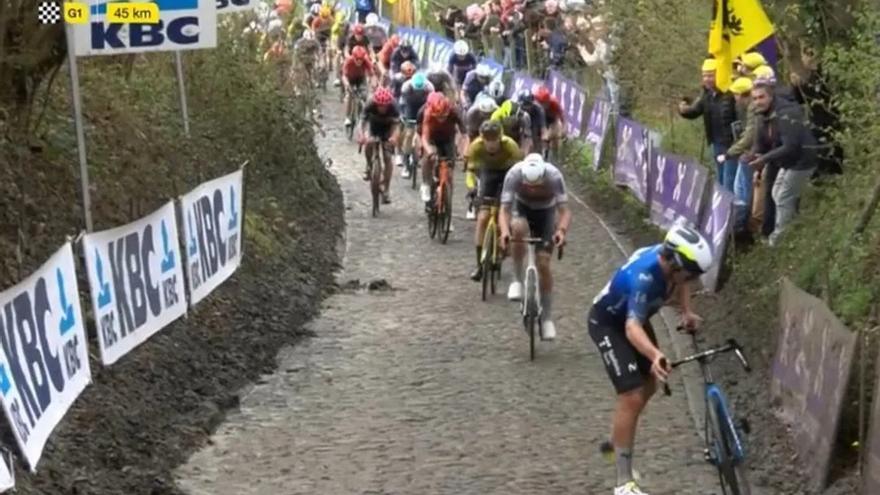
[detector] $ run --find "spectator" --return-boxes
[436,7,466,40]
[790,46,844,177]
[747,66,778,237]
[719,76,757,239]
[749,80,818,246]
[576,15,616,107]
[678,58,738,192]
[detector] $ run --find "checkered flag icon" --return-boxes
[37,1,61,24]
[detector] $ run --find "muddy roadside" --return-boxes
[6,148,344,494]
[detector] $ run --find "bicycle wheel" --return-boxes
[409,153,418,190]
[525,315,536,361]
[427,183,439,239]
[440,181,453,244]
[480,226,494,301]
[707,396,751,495]
[370,147,382,217]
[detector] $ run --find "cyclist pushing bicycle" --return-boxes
[587,225,713,495]
[465,120,523,281]
[498,153,571,340]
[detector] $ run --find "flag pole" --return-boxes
[64,22,94,232]
[174,51,191,138]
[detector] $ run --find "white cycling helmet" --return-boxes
[475,64,493,78]
[302,29,315,40]
[486,79,505,99]
[663,225,713,274]
[521,154,548,185]
[365,13,379,26]
[453,40,470,56]
[476,96,498,113]
[309,3,321,15]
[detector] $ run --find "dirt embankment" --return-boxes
[1,47,343,494]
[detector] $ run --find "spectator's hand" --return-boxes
[790,71,803,87]
[678,101,688,113]
[748,155,764,169]
[716,154,726,164]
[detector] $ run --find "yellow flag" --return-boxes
[708,0,774,92]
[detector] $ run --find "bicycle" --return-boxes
[426,153,454,244]
[663,332,753,495]
[401,118,419,190]
[512,237,562,361]
[479,198,503,301]
[360,139,390,217]
[346,85,367,141]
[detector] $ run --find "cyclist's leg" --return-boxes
[381,140,393,196]
[531,206,556,323]
[588,310,658,488]
[509,202,530,285]
[343,79,354,122]
[364,140,376,179]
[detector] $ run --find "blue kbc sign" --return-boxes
[73,0,217,56]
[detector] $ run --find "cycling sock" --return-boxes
[615,447,634,486]
[475,246,482,267]
[541,291,553,321]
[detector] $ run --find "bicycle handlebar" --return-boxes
[510,237,565,259]
[661,332,752,397]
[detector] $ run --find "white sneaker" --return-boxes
[465,205,476,220]
[394,154,404,166]
[541,320,556,340]
[420,184,431,202]
[344,117,353,127]
[614,481,649,495]
[333,78,341,87]
[401,168,411,179]
[507,281,523,301]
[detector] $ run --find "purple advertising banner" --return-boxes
[585,98,611,170]
[771,278,856,492]
[698,183,733,292]
[864,342,880,495]
[546,70,588,138]
[613,118,650,203]
[649,152,708,230]
[508,71,543,98]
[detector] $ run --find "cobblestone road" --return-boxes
[175,97,722,495]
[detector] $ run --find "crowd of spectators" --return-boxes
[678,46,842,247]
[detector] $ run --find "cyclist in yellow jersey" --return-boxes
[465,120,524,281]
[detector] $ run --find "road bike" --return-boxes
[361,140,391,217]
[400,118,419,190]
[512,237,562,361]
[664,332,752,495]
[479,198,503,301]
[345,84,367,141]
[427,154,454,244]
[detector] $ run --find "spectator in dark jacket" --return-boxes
[790,47,843,177]
[679,58,739,193]
[749,81,818,246]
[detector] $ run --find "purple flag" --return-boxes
[614,118,651,204]
[508,71,543,98]
[585,98,611,170]
[546,70,588,137]
[754,35,779,70]
[648,152,709,230]
[699,183,734,292]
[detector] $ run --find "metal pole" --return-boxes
[64,24,94,232]
[174,51,191,137]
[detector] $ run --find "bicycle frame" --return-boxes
[481,203,501,266]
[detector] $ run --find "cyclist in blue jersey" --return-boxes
[460,64,494,110]
[447,40,477,87]
[587,225,712,495]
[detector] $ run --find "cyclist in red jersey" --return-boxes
[378,34,400,79]
[342,46,376,127]
[418,92,465,206]
[533,85,566,155]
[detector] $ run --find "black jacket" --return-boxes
[752,97,817,171]
[679,87,738,147]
